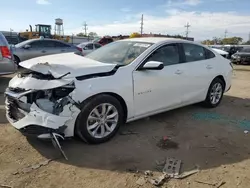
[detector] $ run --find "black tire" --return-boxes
[203,77,225,108]
[14,55,20,65]
[75,94,124,144]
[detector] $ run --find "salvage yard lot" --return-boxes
[1,65,250,188]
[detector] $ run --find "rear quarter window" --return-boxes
[204,48,215,59]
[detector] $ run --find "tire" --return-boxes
[203,77,225,108]
[14,55,20,65]
[75,94,124,144]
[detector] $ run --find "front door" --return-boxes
[133,43,186,117]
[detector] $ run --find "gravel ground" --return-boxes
[0,65,250,188]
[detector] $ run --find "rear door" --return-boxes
[54,41,74,53]
[179,43,217,103]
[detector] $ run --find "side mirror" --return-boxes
[23,44,31,49]
[141,61,164,70]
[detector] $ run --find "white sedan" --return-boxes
[77,42,102,56]
[5,38,233,144]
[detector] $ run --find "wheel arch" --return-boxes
[214,75,226,89]
[79,92,128,123]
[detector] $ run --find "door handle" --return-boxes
[61,49,65,52]
[41,50,46,53]
[175,70,183,75]
[206,65,213,69]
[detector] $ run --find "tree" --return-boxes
[243,41,250,45]
[88,32,98,38]
[222,37,243,45]
[130,32,141,38]
[201,40,214,45]
[76,32,87,37]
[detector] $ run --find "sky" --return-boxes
[1,0,250,41]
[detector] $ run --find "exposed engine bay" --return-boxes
[5,70,82,160]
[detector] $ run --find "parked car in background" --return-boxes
[211,48,229,58]
[231,47,250,65]
[12,38,81,64]
[0,32,17,75]
[77,42,102,56]
[5,38,232,144]
[93,36,113,46]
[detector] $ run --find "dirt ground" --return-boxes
[1,65,250,188]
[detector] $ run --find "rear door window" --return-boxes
[29,41,44,48]
[204,48,215,59]
[54,41,71,48]
[94,43,102,49]
[182,43,206,62]
[84,43,94,50]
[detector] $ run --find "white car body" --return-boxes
[5,38,232,140]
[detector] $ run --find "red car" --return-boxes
[94,36,113,46]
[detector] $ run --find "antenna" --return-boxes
[83,22,88,36]
[224,29,228,38]
[184,22,191,39]
[140,14,144,36]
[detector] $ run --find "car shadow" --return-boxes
[27,95,250,173]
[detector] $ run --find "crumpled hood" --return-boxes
[19,52,117,78]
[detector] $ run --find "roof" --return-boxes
[122,37,185,44]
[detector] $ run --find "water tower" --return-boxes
[54,18,64,36]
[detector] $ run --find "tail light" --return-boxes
[0,46,11,59]
[76,47,82,52]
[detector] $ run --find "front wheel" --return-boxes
[75,94,124,144]
[203,78,225,108]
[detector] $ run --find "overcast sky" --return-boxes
[1,0,250,41]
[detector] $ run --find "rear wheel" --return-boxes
[75,94,124,144]
[203,78,225,108]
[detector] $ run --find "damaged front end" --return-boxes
[5,69,80,139]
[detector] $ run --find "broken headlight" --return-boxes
[35,83,75,115]
[52,86,75,100]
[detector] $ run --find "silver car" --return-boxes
[77,42,102,56]
[0,32,17,75]
[13,38,81,64]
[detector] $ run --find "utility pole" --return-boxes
[83,22,88,36]
[184,22,191,39]
[224,29,228,38]
[140,14,144,36]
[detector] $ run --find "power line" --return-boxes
[140,14,144,36]
[184,22,191,38]
[83,22,88,36]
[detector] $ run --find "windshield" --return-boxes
[15,40,30,48]
[85,41,152,65]
[239,47,250,53]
